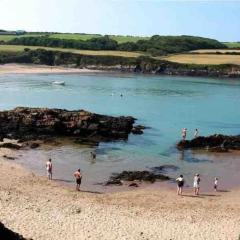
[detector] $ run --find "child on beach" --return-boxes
[193,173,200,195]
[214,177,218,191]
[176,175,184,195]
[46,158,53,180]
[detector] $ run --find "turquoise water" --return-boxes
[1,73,240,191]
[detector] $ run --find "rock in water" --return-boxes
[108,170,170,185]
[0,107,136,142]
[177,134,240,151]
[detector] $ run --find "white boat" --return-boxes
[52,81,65,86]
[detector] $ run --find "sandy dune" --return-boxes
[0,64,102,74]
[0,156,240,240]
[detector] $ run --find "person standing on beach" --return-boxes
[182,128,187,140]
[194,129,199,138]
[176,175,184,195]
[193,174,200,195]
[74,169,82,191]
[46,158,53,180]
[214,177,218,192]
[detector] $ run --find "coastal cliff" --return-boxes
[1,49,240,78]
[0,107,136,142]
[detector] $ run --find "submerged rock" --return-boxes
[0,107,136,143]
[131,125,146,135]
[108,170,170,185]
[150,164,179,173]
[177,134,240,151]
[0,142,21,150]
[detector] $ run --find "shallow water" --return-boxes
[1,72,240,191]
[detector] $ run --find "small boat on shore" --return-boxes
[52,81,65,86]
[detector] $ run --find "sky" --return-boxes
[0,0,239,41]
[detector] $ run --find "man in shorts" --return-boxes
[74,169,82,191]
[46,158,53,180]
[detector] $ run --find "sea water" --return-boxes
[0,73,240,191]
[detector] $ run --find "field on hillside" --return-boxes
[191,49,240,53]
[224,42,240,48]
[0,45,144,58]
[50,33,149,43]
[161,53,240,65]
[0,34,45,42]
[0,33,149,43]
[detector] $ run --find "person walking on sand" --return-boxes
[194,129,199,138]
[182,128,187,140]
[214,177,218,192]
[193,174,200,195]
[74,169,82,191]
[46,158,53,180]
[176,174,184,195]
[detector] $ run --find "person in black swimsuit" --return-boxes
[176,175,184,195]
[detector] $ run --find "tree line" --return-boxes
[7,35,226,55]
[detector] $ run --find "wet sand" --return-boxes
[0,150,240,240]
[0,63,102,74]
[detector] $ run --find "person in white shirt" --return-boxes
[194,129,199,138]
[176,174,184,195]
[193,173,200,195]
[214,177,218,192]
[46,158,53,180]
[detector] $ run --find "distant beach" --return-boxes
[0,63,103,74]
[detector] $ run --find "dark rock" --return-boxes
[208,146,229,152]
[3,155,16,160]
[30,142,40,149]
[131,125,146,134]
[151,164,179,173]
[109,170,170,184]
[0,107,136,143]
[105,179,123,186]
[128,182,139,187]
[0,222,27,240]
[177,134,240,151]
[0,143,21,150]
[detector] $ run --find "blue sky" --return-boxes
[0,0,239,41]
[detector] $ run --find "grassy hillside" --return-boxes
[0,34,45,42]
[50,34,149,43]
[161,53,240,65]
[223,42,240,48]
[0,45,144,58]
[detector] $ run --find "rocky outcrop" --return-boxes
[177,134,240,151]
[0,222,27,240]
[0,107,137,143]
[106,170,170,185]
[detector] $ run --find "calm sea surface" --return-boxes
[1,73,240,191]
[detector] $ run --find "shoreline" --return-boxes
[0,63,240,79]
[0,63,104,74]
[0,158,240,239]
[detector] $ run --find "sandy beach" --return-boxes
[0,64,102,74]
[0,153,240,240]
